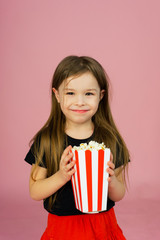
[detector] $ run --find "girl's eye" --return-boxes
[86,92,94,96]
[66,92,74,95]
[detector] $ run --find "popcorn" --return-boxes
[71,141,110,213]
[73,141,106,151]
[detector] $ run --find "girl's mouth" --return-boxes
[71,109,89,113]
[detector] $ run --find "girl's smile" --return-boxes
[70,109,89,113]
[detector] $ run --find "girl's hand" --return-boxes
[106,152,116,184]
[106,152,126,201]
[59,145,76,183]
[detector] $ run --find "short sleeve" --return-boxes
[115,143,130,169]
[24,144,47,168]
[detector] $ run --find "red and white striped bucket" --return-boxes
[71,148,110,213]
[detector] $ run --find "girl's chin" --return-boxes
[66,118,92,125]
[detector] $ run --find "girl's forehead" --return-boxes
[63,72,99,89]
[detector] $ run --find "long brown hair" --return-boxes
[31,55,130,208]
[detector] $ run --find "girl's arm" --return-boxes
[107,153,126,202]
[29,145,75,201]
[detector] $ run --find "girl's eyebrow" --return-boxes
[64,88,75,91]
[85,89,97,91]
[64,88,97,91]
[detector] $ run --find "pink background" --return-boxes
[1,0,160,239]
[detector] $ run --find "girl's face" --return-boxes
[53,72,104,127]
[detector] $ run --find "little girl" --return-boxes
[25,55,130,239]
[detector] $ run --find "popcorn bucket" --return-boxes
[71,148,110,213]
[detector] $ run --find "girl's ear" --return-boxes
[100,89,105,100]
[52,88,60,103]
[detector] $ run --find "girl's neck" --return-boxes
[65,121,94,139]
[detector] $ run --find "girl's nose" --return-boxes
[75,95,85,106]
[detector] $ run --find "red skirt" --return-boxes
[41,208,126,240]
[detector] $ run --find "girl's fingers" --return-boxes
[107,168,114,176]
[68,167,76,176]
[110,152,113,162]
[65,160,76,171]
[63,152,74,165]
[59,146,76,181]
[61,147,73,164]
[107,161,115,170]
[106,155,115,178]
[61,145,72,162]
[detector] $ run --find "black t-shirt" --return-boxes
[24,135,124,216]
